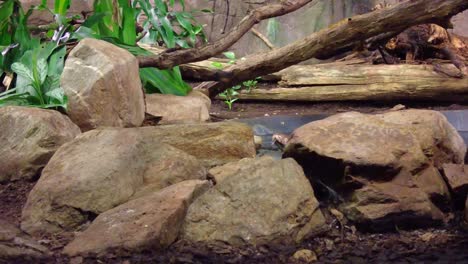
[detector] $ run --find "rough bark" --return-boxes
[233,64,468,102]
[137,0,315,69]
[197,0,468,98]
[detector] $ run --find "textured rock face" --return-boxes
[182,157,327,246]
[63,180,210,257]
[136,121,256,167]
[284,110,465,229]
[442,164,468,205]
[61,38,145,131]
[0,106,80,182]
[0,220,50,262]
[21,128,206,235]
[145,91,211,124]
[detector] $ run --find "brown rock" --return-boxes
[21,128,206,235]
[182,157,327,246]
[63,180,210,257]
[442,164,468,202]
[0,106,80,182]
[292,249,318,263]
[0,220,50,262]
[137,121,256,167]
[378,110,466,167]
[61,38,145,131]
[414,166,451,211]
[145,91,211,124]
[284,110,463,230]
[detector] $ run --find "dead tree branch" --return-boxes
[137,0,315,69]
[197,0,468,98]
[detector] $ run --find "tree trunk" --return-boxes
[233,64,468,102]
[198,0,468,98]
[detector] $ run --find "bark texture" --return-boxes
[198,0,468,97]
[234,64,468,102]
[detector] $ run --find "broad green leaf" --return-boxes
[37,58,48,84]
[47,45,66,76]
[11,62,33,81]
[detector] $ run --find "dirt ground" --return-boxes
[2,179,468,264]
[210,99,468,120]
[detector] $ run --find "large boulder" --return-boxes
[182,157,327,246]
[61,38,145,131]
[145,91,211,124]
[0,220,50,262]
[137,121,256,167]
[284,110,465,230]
[0,106,80,182]
[21,128,206,235]
[63,180,210,257]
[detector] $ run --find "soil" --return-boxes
[2,179,468,264]
[210,98,468,120]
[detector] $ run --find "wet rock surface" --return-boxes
[182,157,327,246]
[145,91,211,124]
[284,110,466,230]
[61,38,145,131]
[63,180,210,257]
[0,106,80,183]
[21,128,206,235]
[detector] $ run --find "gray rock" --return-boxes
[63,180,210,257]
[145,91,211,124]
[182,157,326,246]
[0,220,50,262]
[61,38,145,131]
[0,106,80,182]
[21,128,206,235]
[284,110,464,229]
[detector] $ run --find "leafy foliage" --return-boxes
[0,0,67,109]
[0,0,209,109]
[136,0,208,48]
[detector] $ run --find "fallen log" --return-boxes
[199,0,468,98]
[234,64,468,102]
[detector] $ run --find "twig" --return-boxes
[251,27,275,49]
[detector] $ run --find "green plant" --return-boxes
[219,84,241,110]
[136,0,209,48]
[242,78,259,93]
[73,0,202,95]
[0,0,68,109]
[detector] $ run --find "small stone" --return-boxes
[292,249,317,263]
[388,104,406,111]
